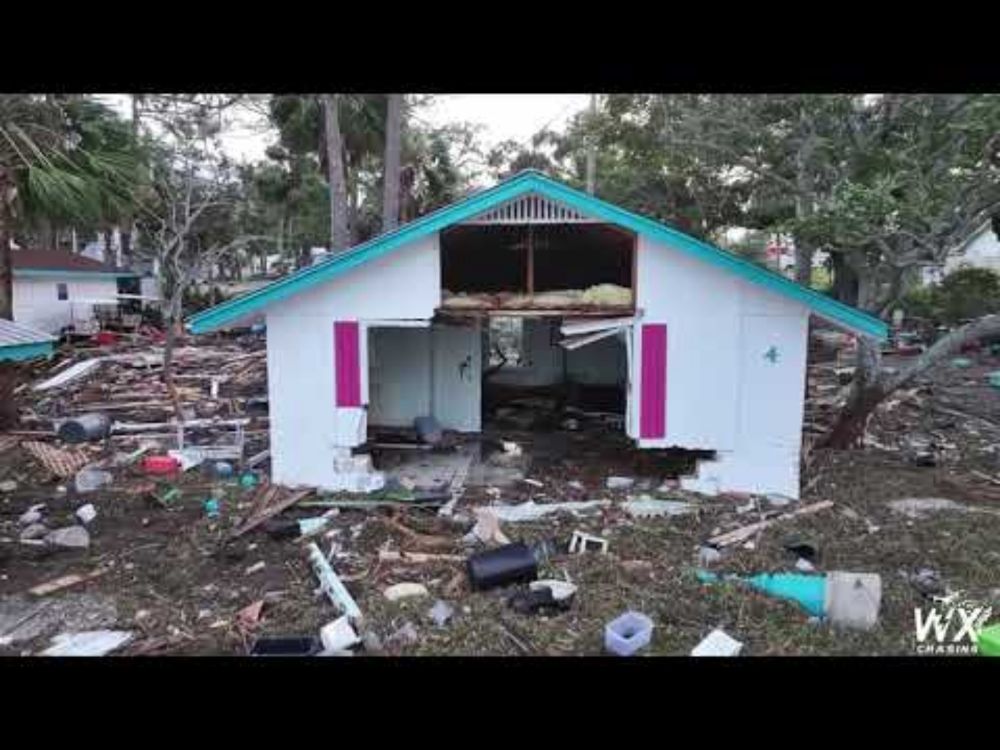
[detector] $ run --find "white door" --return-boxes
[431,322,481,432]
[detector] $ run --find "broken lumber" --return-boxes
[377,515,454,550]
[378,550,465,564]
[29,569,106,597]
[707,500,834,548]
[228,487,313,539]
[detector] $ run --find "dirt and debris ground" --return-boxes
[2,336,999,656]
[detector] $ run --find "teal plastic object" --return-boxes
[240,473,259,489]
[696,569,827,617]
[988,371,1000,389]
[744,573,827,617]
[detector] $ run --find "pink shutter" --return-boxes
[639,324,667,439]
[334,321,361,407]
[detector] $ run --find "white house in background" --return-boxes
[11,249,137,334]
[922,221,1000,285]
[186,171,886,499]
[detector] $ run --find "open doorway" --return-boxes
[483,316,631,432]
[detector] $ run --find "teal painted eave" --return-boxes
[0,341,55,362]
[15,269,137,280]
[187,170,887,340]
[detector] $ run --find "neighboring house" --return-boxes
[0,318,56,362]
[922,220,1000,285]
[187,170,885,499]
[11,249,137,334]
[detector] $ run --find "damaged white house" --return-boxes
[187,170,886,498]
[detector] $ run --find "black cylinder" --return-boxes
[57,413,111,444]
[467,542,539,591]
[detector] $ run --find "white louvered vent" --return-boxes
[460,193,597,225]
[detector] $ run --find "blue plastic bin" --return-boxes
[605,611,654,656]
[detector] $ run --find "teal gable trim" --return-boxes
[0,341,55,362]
[16,269,136,280]
[187,170,887,340]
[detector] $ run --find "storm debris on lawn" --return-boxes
[3,337,1000,656]
[691,628,743,657]
[39,629,134,657]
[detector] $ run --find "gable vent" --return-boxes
[460,193,597,225]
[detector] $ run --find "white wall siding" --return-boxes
[265,236,440,490]
[945,227,1000,275]
[265,235,440,324]
[13,276,119,333]
[635,235,741,450]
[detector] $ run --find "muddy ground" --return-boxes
[2,348,999,656]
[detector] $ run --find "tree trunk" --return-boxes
[0,197,13,321]
[824,313,1000,448]
[121,226,132,267]
[823,337,885,448]
[830,252,860,306]
[586,94,597,194]
[321,94,350,252]
[103,228,114,264]
[382,94,403,233]
[0,363,19,429]
[794,239,813,286]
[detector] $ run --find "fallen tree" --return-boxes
[824,314,1000,447]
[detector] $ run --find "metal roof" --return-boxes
[187,170,888,340]
[0,318,57,347]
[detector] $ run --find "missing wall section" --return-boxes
[440,223,635,312]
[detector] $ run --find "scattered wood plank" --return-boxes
[33,358,103,391]
[378,550,465,564]
[246,448,270,468]
[21,441,92,478]
[971,469,1000,487]
[707,500,835,548]
[228,487,313,539]
[377,515,454,550]
[0,434,21,454]
[29,569,106,597]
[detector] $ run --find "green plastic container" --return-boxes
[978,623,1000,656]
[988,372,1000,389]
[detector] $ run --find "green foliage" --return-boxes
[0,95,140,229]
[901,267,1000,324]
[183,284,229,314]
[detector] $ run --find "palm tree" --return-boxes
[0,95,138,319]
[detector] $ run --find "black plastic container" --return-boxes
[467,542,539,591]
[57,413,111,444]
[249,636,321,656]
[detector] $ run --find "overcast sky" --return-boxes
[100,94,591,168]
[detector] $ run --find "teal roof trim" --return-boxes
[187,170,887,340]
[0,341,55,362]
